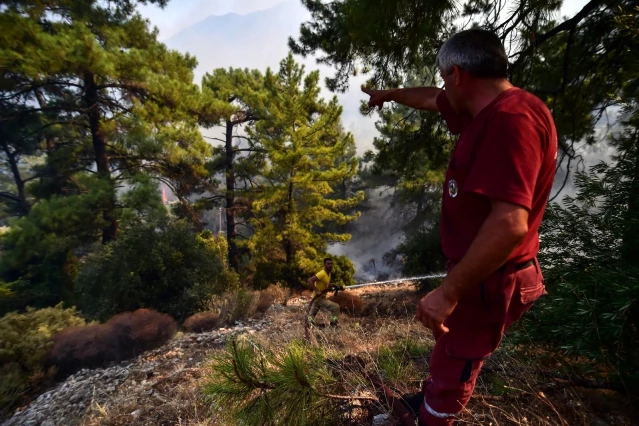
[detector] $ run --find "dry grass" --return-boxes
[328,292,365,316]
[261,283,292,306]
[248,283,637,425]
[208,288,260,325]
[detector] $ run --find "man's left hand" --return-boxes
[416,286,458,334]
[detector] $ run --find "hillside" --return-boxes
[3,283,635,426]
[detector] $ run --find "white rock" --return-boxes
[372,413,394,426]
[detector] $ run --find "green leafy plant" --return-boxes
[375,337,429,382]
[77,220,239,321]
[526,113,639,385]
[0,304,85,413]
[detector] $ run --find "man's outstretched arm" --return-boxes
[362,86,442,111]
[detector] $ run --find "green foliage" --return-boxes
[77,220,239,321]
[245,55,363,288]
[0,0,222,306]
[527,111,639,384]
[328,255,356,288]
[0,304,85,413]
[0,175,112,314]
[289,0,455,91]
[375,337,430,382]
[203,338,339,426]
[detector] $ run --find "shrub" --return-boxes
[106,309,177,354]
[209,288,259,326]
[262,284,291,306]
[247,252,356,291]
[77,220,239,321]
[328,292,364,316]
[184,312,220,333]
[525,156,639,386]
[328,255,356,288]
[48,309,177,379]
[256,291,274,313]
[0,304,85,413]
[382,222,446,291]
[48,324,122,378]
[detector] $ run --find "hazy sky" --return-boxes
[138,0,290,41]
[139,0,589,41]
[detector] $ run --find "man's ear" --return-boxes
[451,65,463,86]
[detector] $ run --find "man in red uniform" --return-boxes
[362,29,557,425]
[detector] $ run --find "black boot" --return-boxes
[400,392,423,415]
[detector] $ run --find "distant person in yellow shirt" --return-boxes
[306,258,342,327]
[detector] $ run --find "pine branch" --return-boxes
[509,0,606,72]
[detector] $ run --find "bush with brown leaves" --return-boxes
[0,305,85,413]
[256,291,274,313]
[328,292,364,316]
[48,324,122,378]
[107,309,177,354]
[184,312,220,333]
[48,309,177,379]
[262,284,292,306]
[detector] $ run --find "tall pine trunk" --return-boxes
[34,88,63,196]
[284,177,295,266]
[621,129,639,263]
[84,71,117,244]
[225,119,239,271]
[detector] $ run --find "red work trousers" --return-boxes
[419,259,546,426]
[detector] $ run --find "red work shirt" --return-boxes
[437,88,558,264]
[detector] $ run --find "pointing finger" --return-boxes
[435,322,449,334]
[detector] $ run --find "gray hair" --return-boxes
[436,29,508,79]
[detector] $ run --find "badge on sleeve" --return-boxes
[448,179,458,198]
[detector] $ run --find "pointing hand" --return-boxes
[361,86,390,110]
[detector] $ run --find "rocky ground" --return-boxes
[2,282,637,426]
[2,319,269,426]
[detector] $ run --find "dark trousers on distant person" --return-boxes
[419,259,546,426]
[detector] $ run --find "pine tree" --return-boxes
[200,68,268,270]
[246,55,363,287]
[203,339,343,426]
[0,0,221,242]
[0,0,227,309]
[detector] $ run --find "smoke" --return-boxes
[328,188,407,282]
